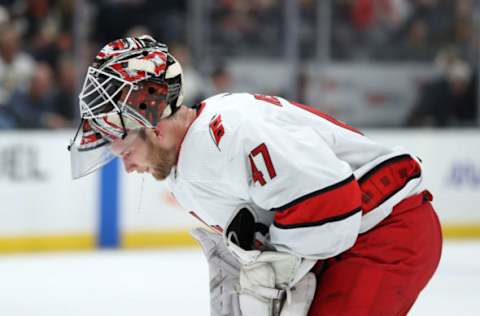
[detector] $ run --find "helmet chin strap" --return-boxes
[117,111,128,139]
[67,119,84,151]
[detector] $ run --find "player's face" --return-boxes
[111,130,151,174]
[111,128,176,180]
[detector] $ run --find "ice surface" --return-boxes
[0,241,479,315]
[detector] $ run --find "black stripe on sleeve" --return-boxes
[272,207,362,230]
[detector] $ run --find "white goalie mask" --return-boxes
[68,35,183,179]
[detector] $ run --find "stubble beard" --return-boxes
[146,138,176,181]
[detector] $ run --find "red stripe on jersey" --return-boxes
[273,175,362,229]
[289,100,363,135]
[359,155,422,213]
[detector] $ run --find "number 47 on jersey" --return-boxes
[247,94,362,187]
[249,143,276,186]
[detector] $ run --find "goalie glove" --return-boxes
[224,206,317,316]
[190,227,242,316]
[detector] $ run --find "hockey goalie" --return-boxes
[68,35,442,316]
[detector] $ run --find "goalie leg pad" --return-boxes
[280,272,316,316]
[237,261,284,316]
[191,228,242,316]
[236,258,316,316]
[223,206,317,316]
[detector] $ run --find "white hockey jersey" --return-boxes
[168,93,425,259]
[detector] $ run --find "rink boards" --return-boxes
[0,129,479,252]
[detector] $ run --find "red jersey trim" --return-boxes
[289,100,364,135]
[359,154,422,213]
[273,208,361,229]
[272,175,362,229]
[196,101,206,117]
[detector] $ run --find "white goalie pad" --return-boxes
[223,206,317,316]
[279,272,316,316]
[191,228,242,316]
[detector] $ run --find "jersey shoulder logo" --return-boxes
[208,113,225,150]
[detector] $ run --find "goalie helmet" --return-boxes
[68,35,184,179]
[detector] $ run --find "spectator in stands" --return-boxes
[406,51,477,127]
[169,42,203,105]
[0,62,64,129]
[205,65,233,98]
[453,0,475,62]
[20,0,73,69]
[210,0,282,57]
[295,68,310,104]
[49,55,75,127]
[387,17,433,61]
[94,1,187,47]
[192,64,234,103]
[332,0,473,62]
[0,26,35,106]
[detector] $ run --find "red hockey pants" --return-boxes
[308,191,443,316]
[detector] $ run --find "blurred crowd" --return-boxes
[329,0,478,126]
[332,0,477,62]
[407,47,477,127]
[0,0,75,128]
[210,0,284,57]
[0,0,477,129]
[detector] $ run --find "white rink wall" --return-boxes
[0,129,479,252]
[0,131,98,236]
